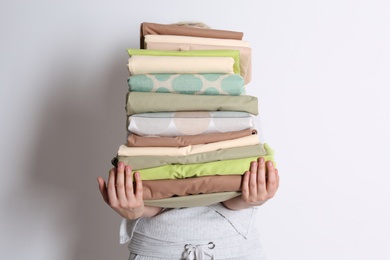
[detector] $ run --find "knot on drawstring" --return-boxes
[183,242,215,260]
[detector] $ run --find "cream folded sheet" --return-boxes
[144,35,250,47]
[127,56,234,75]
[146,42,252,84]
[126,49,240,75]
[117,134,260,157]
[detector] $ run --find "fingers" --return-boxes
[249,161,258,199]
[133,171,143,200]
[257,157,266,193]
[265,161,278,198]
[241,170,250,201]
[242,158,279,205]
[107,167,118,205]
[125,165,135,200]
[111,163,143,205]
[97,176,109,204]
[116,163,127,202]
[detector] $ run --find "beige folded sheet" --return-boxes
[142,175,243,200]
[140,22,243,48]
[126,129,257,147]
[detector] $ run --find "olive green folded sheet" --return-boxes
[144,191,241,208]
[132,143,275,181]
[126,92,259,116]
[115,144,266,170]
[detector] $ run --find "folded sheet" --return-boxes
[127,56,234,75]
[127,73,245,96]
[142,175,243,200]
[146,42,252,84]
[126,92,259,116]
[127,129,257,147]
[118,134,260,157]
[131,143,274,181]
[115,144,266,170]
[140,22,243,49]
[126,49,240,75]
[144,191,241,208]
[128,111,254,136]
[144,35,250,48]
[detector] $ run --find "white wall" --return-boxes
[1,0,389,259]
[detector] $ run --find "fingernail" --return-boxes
[259,157,264,164]
[267,161,273,167]
[252,161,257,167]
[118,162,124,168]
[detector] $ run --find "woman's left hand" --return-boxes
[222,157,280,210]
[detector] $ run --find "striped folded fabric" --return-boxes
[127,73,245,95]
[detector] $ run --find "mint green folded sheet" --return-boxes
[126,92,258,116]
[126,49,240,75]
[127,73,245,96]
[133,143,275,180]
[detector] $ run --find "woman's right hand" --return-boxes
[97,162,161,219]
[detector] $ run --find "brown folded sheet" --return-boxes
[127,129,257,147]
[140,22,244,49]
[141,175,243,200]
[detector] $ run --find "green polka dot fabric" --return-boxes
[127,73,245,95]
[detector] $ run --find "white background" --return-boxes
[1,0,389,259]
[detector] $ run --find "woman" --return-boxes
[98,157,279,259]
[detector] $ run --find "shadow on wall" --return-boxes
[11,47,130,259]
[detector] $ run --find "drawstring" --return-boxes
[183,242,215,260]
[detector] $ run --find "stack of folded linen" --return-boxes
[112,22,275,208]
